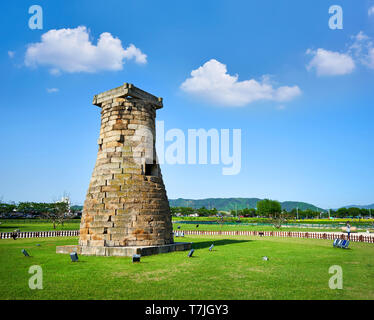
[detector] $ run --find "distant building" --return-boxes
[60,196,71,207]
[189,213,199,217]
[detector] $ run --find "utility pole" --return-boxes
[328,209,331,219]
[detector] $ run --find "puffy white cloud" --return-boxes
[123,44,147,64]
[25,26,147,74]
[307,32,374,76]
[8,51,15,58]
[306,48,355,76]
[180,59,301,107]
[369,6,374,16]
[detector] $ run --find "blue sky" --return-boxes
[0,0,374,209]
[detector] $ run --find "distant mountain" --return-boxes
[169,198,261,211]
[74,199,374,212]
[339,204,374,210]
[70,205,83,211]
[280,201,325,212]
[169,198,326,212]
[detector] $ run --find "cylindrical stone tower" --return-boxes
[79,83,174,249]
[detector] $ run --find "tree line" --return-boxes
[171,199,373,219]
[0,201,80,229]
[170,206,218,217]
[1,199,371,221]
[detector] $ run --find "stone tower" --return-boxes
[79,83,174,250]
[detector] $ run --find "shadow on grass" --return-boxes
[0,226,21,231]
[191,239,251,250]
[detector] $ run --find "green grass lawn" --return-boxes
[0,219,353,233]
[0,220,81,232]
[174,223,347,233]
[0,235,373,300]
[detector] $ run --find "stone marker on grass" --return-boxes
[70,252,79,262]
[132,254,141,263]
[22,249,30,257]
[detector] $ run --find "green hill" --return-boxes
[280,201,325,212]
[169,198,326,212]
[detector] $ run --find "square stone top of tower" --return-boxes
[92,83,163,109]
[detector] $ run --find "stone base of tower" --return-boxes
[56,242,192,257]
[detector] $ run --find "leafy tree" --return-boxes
[360,209,370,217]
[256,199,282,218]
[240,208,256,217]
[272,213,287,228]
[336,208,349,218]
[347,207,361,218]
[0,202,16,215]
[40,202,69,229]
[17,202,51,216]
[257,199,284,228]
[197,207,210,217]
[170,207,196,217]
[171,206,219,217]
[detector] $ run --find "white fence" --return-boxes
[0,230,79,239]
[180,230,374,243]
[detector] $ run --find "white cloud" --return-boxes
[8,51,15,58]
[307,32,374,76]
[369,6,374,16]
[306,48,355,76]
[46,88,59,93]
[180,59,301,107]
[349,31,374,70]
[123,43,147,64]
[354,31,369,42]
[24,26,147,74]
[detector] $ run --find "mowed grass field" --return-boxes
[174,223,346,233]
[0,235,373,300]
[0,219,353,233]
[0,220,81,232]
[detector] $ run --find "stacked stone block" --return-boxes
[79,83,173,248]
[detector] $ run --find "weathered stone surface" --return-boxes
[79,83,174,248]
[56,242,192,257]
[93,83,163,109]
